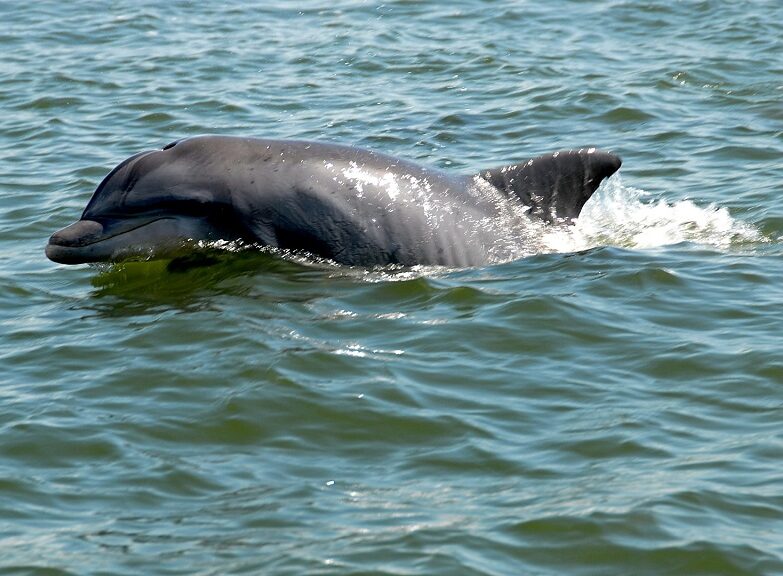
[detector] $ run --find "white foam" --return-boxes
[540,175,764,255]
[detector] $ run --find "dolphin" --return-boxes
[45,135,621,267]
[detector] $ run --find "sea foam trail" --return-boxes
[542,176,765,255]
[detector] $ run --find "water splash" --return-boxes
[541,175,765,254]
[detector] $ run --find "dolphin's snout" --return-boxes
[46,219,106,264]
[48,219,105,248]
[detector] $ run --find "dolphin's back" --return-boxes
[196,137,489,266]
[129,137,621,266]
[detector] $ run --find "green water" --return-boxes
[2,1,783,574]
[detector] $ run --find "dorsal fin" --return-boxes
[479,149,622,222]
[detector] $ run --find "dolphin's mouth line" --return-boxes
[50,216,174,248]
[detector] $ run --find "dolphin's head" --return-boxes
[46,141,244,264]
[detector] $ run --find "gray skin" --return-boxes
[46,135,621,267]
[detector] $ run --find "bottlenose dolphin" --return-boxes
[46,136,621,267]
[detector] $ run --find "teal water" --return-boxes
[2,1,783,574]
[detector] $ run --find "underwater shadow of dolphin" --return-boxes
[46,136,621,267]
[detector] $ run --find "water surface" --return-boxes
[2,1,782,574]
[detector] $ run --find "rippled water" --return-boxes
[2,1,783,574]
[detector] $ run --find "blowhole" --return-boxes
[162,140,180,151]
